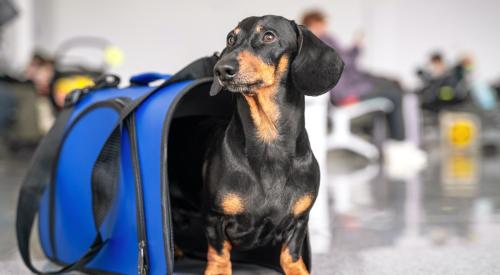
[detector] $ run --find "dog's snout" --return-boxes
[215,62,238,80]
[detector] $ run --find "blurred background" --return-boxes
[1,0,500,274]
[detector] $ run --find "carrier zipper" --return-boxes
[127,113,150,275]
[138,240,147,275]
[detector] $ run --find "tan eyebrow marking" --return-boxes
[234,27,241,34]
[255,25,262,32]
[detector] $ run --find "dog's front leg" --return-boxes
[280,217,310,275]
[205,216,232,275]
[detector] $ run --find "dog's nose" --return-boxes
[215,63,237,80]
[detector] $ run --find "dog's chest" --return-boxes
[211,148,320,217]
[221,186,315,249]
[215,162,317,213]
[205,135,320,247]
[217,169,316,233]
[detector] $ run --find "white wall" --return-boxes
[32,0,365,80]
[363,0,500,88]
[31,0,500,87]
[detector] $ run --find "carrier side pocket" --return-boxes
[16,98,127,274]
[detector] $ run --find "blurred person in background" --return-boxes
[417,51,465,110]
[429,52,447,78]
[459,53,498,111]
[301,10,406,141]
[418,52,497,111]
[493,78,500,98]
[0,78,17,155]
[301,10,425,163]
[24,52,56,97]
[416,51,448,84]
[301,10,426,170]
[0,0,18,154]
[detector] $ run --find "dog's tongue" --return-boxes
[209,78,223,96]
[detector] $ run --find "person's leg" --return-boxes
[0,86,16,135]
[361,78,405,140]
[0,85,17,156]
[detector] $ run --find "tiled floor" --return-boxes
[0,157,40,273]
[312,147,500,275]
[1,134,500,274]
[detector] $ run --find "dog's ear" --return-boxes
[209,51,224,96]
[291,24,344,96]
[209,78,223,96]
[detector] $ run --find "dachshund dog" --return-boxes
[203,15,343,275]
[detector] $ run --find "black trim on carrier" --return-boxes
[160,77,214,274]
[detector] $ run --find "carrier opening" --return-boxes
[166,79,234,271]
[167,80,234,230]
[165,80,287,273]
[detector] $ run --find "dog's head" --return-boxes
[210,15,344,97]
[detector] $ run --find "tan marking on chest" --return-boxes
[240,54,289,143]
[292,194,313,216]
[221,193,245,215]
[243,89,280,143]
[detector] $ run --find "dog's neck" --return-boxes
[225,72,309,168]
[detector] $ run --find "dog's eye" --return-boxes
[227,34,236,47]
[262,32,276,43]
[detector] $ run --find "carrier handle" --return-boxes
[130,72,172,86]
[15,107,110,274]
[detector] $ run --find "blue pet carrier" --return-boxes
[16,55,311,274]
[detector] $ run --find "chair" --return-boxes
[327,98,394,160]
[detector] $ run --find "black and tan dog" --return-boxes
[202,15,343,275]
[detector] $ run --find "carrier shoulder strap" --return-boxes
[15,54,218,274]
[15,107,105,274]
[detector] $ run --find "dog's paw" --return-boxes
[280,247,310,275]
[204,263,232,275]
[205,241,232,275]
[282,264,310,275]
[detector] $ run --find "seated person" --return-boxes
[416,53,496,111]
[301,10,406,141]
